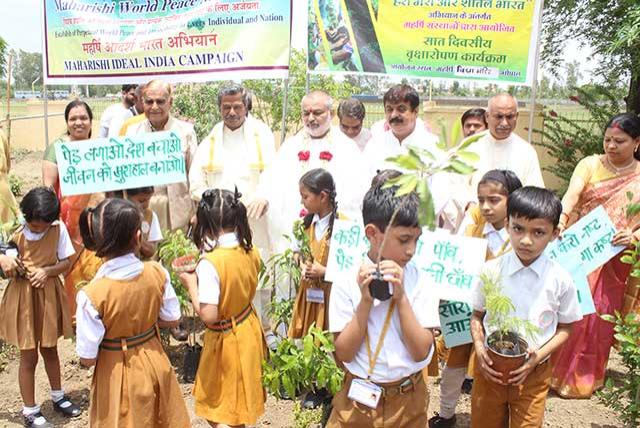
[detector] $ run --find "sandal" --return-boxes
[53,395,81,418]
[23,411,54,428]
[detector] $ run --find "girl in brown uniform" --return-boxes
[75,198,189,427]
[179,188,265,427]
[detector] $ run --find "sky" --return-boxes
[0,0,593,84]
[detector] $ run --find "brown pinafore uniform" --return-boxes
[194,246,266,425]
[288,219,333,338]
[83,262,189,428]
[0,223,72,349]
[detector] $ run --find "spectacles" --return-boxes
[143,98,168,107]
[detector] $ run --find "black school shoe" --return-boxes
[461,378,473,394]
[428,413,457,428]
[302,388,331,409]
[53,395,82,417]
[23,412,54,428]
[170,325,189,342]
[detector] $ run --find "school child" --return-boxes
[470,187,583,427]
[75,198,189,427]
[326,183,440,427]
[289,168,340,339]
[0,187,80,427]
[123,186,163,259]
[178,188,265,427]
[430,169,522,428]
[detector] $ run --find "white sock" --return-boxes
[22,404,40,416]
[51,389,65,403]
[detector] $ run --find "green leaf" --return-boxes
[417,180,436,229]
[457,132,483,151]
[450,118,462,148]
[449,159,475,175]
[455,150,480,164]
[395,175,419,197]
[600,314,616,323]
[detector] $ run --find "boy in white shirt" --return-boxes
[470,186,583,427]
[327,183,440,427]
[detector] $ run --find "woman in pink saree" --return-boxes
[551,113,640,398]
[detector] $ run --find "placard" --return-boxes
[54,131,186,196]
[439,300,473,347]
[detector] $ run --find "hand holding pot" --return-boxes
[508,349,539,385]
[475,342,505,384]
[357,263,376,304]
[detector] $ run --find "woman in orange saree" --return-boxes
[550,113,640,398]
[42,100,103,318]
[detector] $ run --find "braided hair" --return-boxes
[194,187,253,252]
[299,168,338,238]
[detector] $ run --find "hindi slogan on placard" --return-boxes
[54,132,187,196]
[439,300,473,347]
[545,206,624,315]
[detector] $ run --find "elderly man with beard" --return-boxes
[253,90,367,253]
[465,93,545,197]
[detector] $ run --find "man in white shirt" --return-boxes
[99,84,137,138]
[108,84,145,137]
[466,94,545,200]
[337,98,372,151]
[252,90,368,253]
[124,80,197,232]
[364,84,457,226]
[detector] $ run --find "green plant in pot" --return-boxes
[480,271,541,383]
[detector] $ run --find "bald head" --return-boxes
[142,79,173,130]
[302,90,333,138]
[486,93,518,140]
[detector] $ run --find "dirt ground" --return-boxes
[0,149,626,427]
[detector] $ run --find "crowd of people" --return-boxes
[0,80,638,428]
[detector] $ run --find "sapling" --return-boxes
[480,271,541,356]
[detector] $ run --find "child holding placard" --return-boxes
[76,198,189,427]
[326,182,439,427]
[0,187,80,427]
[430,169,522,427]
[178,188,265,427]
[289,168,340,339]
[470,187,582,427]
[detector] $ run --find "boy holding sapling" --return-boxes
[470,187,582,427]
[326,183,440,427]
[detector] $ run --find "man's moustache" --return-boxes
[389,117,403,124]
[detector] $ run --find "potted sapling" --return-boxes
[480,271,541,383]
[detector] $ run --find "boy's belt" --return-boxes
[351,370,424,398]
[206,304,252,332]
[100,325,158,351]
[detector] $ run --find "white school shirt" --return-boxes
[197,233,240,305]
[99,103,128,138]
[22,221,75,260]
[107,108,134,137]
[483,222,509,257]
[75,253,181,359]
[352,127,372,152]
[142,211,163,243]
[329,259,440,383]
[472,251,582,351]
[291,213,332,252]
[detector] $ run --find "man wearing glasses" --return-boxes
[124,79,197,233]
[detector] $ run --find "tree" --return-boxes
[13,50,42,91]
[0,36,7,81]
[542,0,640,113]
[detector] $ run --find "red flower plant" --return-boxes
[319,151,333,161]
[569,95,580,103]
[564,138,573,147]
[299,208,308,218]
[549,110,558,118]
[298,150,311,161]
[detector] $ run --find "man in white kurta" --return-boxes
[124,80,197,232]
[254,91,368,253]
[466,93,545,199]
[337,98,372,151]
[364,85,459,224]
[189,85,276,258]
[100,84,137,138]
